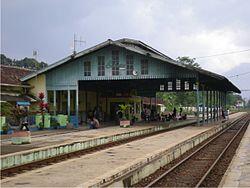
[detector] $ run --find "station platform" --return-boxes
[219,119,250,187]
[1,120,190,155]
[1,112,245,187]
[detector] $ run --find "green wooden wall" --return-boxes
[46,45,196,90]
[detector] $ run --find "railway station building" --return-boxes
[21,38,240,126]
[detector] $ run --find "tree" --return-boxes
[226,93,244,107]
[246,100,250,108]
[177,56,201,68]
[0,54,48,70]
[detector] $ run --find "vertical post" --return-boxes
[196,80,200,125]
[213,91,216,121]
[217,91,219,120]
[67,89,70,116]
[206,90,209,123]
[53,90,56,115]
[76,85,79,128]
[214,91,218,121]
[219,91,221,119]
[155,93,157,113]
[210,90,212,122]
[85,91,88,121]
[225,91,227,109]
[106,95,108,121]
[96,91,99,107]
[216,91,218,121]
[202,86,205,125]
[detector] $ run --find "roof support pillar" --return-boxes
[216,91,220,121]
[213,91,216,121]
[225,91,227,109]
[53,90,56,115]
[215,91,217,121]
[210,90,212,122]
[75,82,79,128]
[196,80,200,125]
[219,91,221,118]
[223,92,227,110]
[85,91,88,122]
[67,89,70,116]
[206,90,209,124]
[215,91,219,121]
[202,85,205,125]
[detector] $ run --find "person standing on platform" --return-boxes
[179,107,183,116]
[172,107,177,119]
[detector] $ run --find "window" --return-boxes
[160,85,165,91]
[193,83,197,90]
[126,55,134,75]
[84,61,91,76]
[112,50,119,75]
[184,81,189,90]
[141,59,148,75]
[98,56,105,76]
[176,79,181,90]
[168,81,173,90]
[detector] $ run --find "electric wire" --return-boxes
[195,49,250,59]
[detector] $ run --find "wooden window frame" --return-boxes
[98,56,105,76]
[84,61,91,76]
[112,50,119,76]
[126,55,134,75]
[141,59,149,75]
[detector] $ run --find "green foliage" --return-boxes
[226,93,243,107]
[38,122,44,130]
[2,123,10,133]
[177,56,201,68]
[157,92,196,112]
[1,54,48,70]
[246,100,250,108]
[0,102,14,118]
[118,104,131,120]
[50,117,59,129]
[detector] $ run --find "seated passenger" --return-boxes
[88,116,100,129]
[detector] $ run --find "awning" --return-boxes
[17,101,31,106]
[0,94,37,102]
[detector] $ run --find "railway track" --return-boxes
[138,114,249,187]
[1,121,194,179]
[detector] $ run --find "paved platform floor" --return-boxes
[220,121,250,187]
[1,112,245,187]
[1,120,192,155]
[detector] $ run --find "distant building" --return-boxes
[0,65,37,105]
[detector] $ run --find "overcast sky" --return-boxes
[1,0,250,98]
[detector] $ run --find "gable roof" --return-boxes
[20,38,185,81]
[20,38,240,93]
[0,65,34,86]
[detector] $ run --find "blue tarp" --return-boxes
[17,101,30,106]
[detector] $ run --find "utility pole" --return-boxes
[73,34,86,55]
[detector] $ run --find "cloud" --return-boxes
[1,0,250,75]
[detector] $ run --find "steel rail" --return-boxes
[195,118,249,187]
[144,114,248,188]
